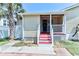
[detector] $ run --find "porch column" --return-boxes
[50,13,56,55]
[50,13,52,28]
[50,13,54,46]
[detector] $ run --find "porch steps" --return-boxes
[39,33,52,44]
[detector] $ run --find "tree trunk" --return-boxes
[8,3,15,41]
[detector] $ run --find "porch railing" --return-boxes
[50,25,54,46]
[52,24,63,32]
[37,24,40,45]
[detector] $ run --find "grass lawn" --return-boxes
[13,41,37,47]
[0,39,9,46]
[57,40,79,56]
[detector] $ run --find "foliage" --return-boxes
[0,3,25,40]
[0,38,9,45]
[58,40,79,56]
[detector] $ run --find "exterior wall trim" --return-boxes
[63,15,66,34]
[21,14,24,40]
[62,3,79,11]
[18,11,65,16]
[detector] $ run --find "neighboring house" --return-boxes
[14,18,22,39]
[64,3,79,40]
[0,17,22,39]
[0,17,9,38]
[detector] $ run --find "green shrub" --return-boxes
[0,39,5,42]
[4,37,10,40]
[0,37,9,41]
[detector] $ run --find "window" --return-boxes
[51,15,64,32]
[52,15,63,24]
[3,20,7,26]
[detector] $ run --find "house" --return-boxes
[18,11,66,45]
[1,3,79,45]
[18,3,79,45]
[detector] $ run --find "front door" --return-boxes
[42,20,47,32]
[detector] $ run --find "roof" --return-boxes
[18,11,65,16]
[62,3,79,11]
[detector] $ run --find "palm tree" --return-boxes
[0,3,25,40]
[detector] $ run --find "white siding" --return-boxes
[65,6,79,40]
[66,17,79,33]
[65,6,79,33]
[0,18,4,26]
[0,18,9,38]
[66,6,79,20]
[23,15,40,37]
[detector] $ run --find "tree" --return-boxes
[0,3,25,40]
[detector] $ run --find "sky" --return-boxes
[22,3,74,13]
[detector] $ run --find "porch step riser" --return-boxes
[40,39,51,41]
[39,42,52,44]
[40,41,51,42]
[40,35,50,36]
[40,35,51,38]
[40,37,51,40]
[40,36,51,38]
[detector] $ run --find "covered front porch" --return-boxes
[37,14,65,45]
[40,14,65,34]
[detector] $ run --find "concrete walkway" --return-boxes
[55,48,72,56]
[0,41,55,56]
[54,41,72,56]
[0,41,20,51]
[0,41,72,56]
[0,45,54,55]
